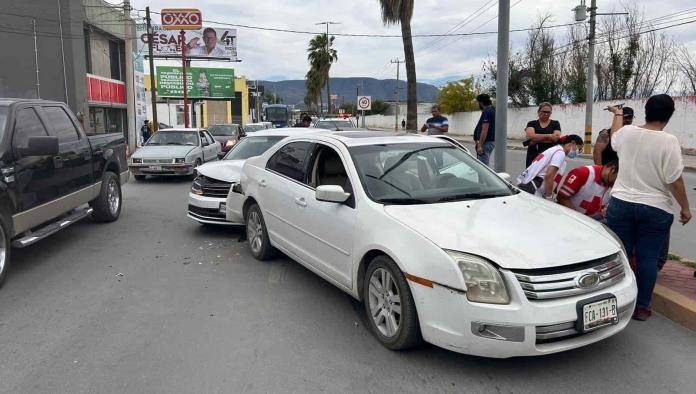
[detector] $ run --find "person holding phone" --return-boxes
[420,105,449,135]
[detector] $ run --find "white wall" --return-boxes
[365,96,696,149]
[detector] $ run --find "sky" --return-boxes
[125,0,696,86]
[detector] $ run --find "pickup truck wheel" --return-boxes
[0,217,10,288]
[91,172,122,222]
[363,255,422,350]
[245,203,274,260]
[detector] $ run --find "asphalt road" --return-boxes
[0,178,695,394]
[465,143,696,261]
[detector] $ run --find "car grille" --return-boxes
[510,253,625,300]
[143,159,175,164]
[188,205,225,220]
[197,176,232,198]
[535,303,632,344]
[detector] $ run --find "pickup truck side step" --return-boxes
[12,207,93,248]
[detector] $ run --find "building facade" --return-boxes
[0,0,137,149]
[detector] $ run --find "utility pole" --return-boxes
[360,80,365,128]
[57,0,69,106]
[316,21,340,115]
[32,19,41,99]
[145,7,158,131]
[391,59,402,132]
[583,0,596,154]
[179,30,190,128]
[494,0,510,172]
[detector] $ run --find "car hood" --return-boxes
[383,193,619,270]
[197,160,245,183]
[133,145,196,159]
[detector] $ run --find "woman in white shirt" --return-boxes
[606,94,692,321]
[516,134,583,198]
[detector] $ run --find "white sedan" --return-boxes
[188,128,325,225]
[233,131,637,358]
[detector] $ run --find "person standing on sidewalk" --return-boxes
[473,94,495,166]
[605,94,692,321]
[420,105,449,135]
[524,103,562,167]
[593,107,634,165]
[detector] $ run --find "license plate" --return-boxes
[219,203,226,213]
[580,297,618,332]
[149,165,163,171]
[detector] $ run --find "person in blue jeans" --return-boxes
[605,95,692,321]
[473,94,495,166]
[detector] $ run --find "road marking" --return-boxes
[268,263,286,284]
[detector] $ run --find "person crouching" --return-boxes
[556,161,618,220]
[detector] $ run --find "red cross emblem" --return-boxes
[579,196,603,216]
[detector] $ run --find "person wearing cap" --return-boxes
[516,134,584,199]
[593,107,634,165]
[556,161,619,220]
[605,94,691,321]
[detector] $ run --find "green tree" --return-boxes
[378,0,417,130]
[366,100,390,115]
[307,34,338,113]
[437,78,481,113]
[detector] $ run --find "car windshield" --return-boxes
[0,107,7,140]
[224,136,286,161]
[265,107,287,122]
[315,120,353,130]
[208,125,238,136]
[350,143,514,204]
[146,130,198,146]
[244,124,266,133]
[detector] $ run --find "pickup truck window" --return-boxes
[0,107,7,139]
[13,108,48,151]
[44,106,79,143]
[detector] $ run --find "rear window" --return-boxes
[0,107,7,140]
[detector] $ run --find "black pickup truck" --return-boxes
[0,99,128,286]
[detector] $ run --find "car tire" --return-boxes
[90,172,122,222]
[363,255,422,350]
[133,175,146,181]
[0,216,11,288]
[245,203,274,260]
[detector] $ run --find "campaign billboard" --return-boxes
[136,23,237,60]
[156,66,235,98]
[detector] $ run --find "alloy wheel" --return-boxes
[107,179,120,215]
[247,210,263,255]
[368,268,402,338]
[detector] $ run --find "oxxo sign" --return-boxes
[161,8,202,30]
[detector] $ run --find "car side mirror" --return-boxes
[22,136,59,157]
[315,185,350,203]
[217,151,226,160]
[497,172,511,182]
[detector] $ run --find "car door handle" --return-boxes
[295,197,307,207]
[258,179,267,188]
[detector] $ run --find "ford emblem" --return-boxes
[576,272,601,289]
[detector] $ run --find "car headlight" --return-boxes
[191,177,203,195]
[132,158,142,164]
[174,158,186,164]
[225,140,236,148]
[447,251,510,304]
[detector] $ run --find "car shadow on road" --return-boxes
[130,176,193,185]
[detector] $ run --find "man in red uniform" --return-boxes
[556,162,619,220]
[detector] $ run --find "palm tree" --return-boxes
[307,33,338,113]
[377,0,417,130]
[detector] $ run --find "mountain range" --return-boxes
[256,77,441,107]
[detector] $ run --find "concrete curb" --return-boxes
[653,284,696,331]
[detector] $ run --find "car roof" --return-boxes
[244,127,330,137]
[284,131,450,147]
[158,128,204,132]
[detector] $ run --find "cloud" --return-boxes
[128,0,696,83]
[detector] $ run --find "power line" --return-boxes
[416,0,497,50]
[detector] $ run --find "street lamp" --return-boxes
[315,21,340,115]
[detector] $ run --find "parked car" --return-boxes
[188,128,325,225]
[208,124,244,152]
[243,123,268,133]
[0,99,128,287]
[261,122,273,129]
[129,128,220,180]
[313,118,356,131]
[231,131,637,358]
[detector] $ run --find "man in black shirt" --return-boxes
[473,94,495,166]
[593,107,634,165]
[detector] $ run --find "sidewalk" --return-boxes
[654,261,696,330]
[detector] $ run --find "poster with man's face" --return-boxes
[136,24,237,60]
